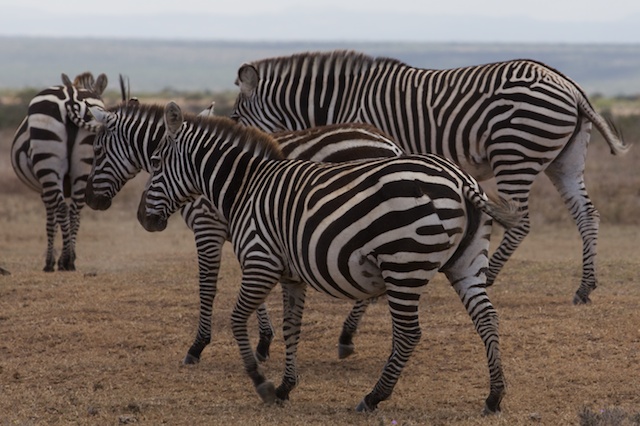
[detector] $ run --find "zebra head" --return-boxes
[85,105,147,210]
[138,101,191,232]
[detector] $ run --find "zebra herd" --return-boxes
[9,50,629,415]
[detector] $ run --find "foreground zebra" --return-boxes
[136,101,520,413]
[230,50,630,304]
[86,101,403,364]
[10,72,108,271]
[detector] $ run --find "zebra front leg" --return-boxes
[184,227,225,365]
[275,282,307,402]
[231,268,280,404]
[356,289,422,412]
[338,299,370,359]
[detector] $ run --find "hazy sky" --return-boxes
[2,0,640,43]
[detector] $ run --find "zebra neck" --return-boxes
[136,114,165,173]
[194,141,272,224]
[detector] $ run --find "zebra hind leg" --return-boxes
[338,299,371,359]
[544,129,598,305]
[444,215,506,415]
[43,202,57,272]
[356,286,423,412]
[56,200,75,271]
[486,211,530,286]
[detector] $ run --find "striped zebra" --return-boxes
[10,72,108,271]
[230,50,630,305]
[85,101,403,365]
[134,101,520,413]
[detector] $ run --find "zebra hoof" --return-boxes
[572,294,592,305]
[482,403,501,416]
[256,381,277,405]
[338,343,355,359]
[482,392,503,415]
[355,399,375,412]
[182,353,200,365]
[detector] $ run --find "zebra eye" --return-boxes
[94,142,103,157]
[150,156,161,171]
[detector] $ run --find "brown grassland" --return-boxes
[1,108,639,425]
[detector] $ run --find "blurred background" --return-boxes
[1,0,639,225]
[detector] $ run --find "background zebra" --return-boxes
[230,50,630,304]
[86,101,402,365]
[136,101,520,413]
[10,72,108,271]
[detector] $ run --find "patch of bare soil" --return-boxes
[1,189,639,425]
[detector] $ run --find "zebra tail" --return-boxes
[65,103,102,134]
[462,183,521,230]
[575,88,631,156]
[482,197,522,230]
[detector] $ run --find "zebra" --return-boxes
[133,101,520,413]
[10,72,108,271]
[85,101,403,365]
[229,50,630,305]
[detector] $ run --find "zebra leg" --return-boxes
[338,299,370,359]
[231,267,280,404]
[544,121,598,304]
[443,215,505,414]
[42,197,57,272]
[356,288,422,412]
[486,211,530,286]
[56,198,74,271]
[58,200,80,271]
[183,227,226,365]
[275,282,307,402]
[255,303,275,362]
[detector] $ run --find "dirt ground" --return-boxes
[1,175,639,425]
[2,117,640,425]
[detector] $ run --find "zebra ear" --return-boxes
[164,101,184,137]
[198,101,216,117]
[88,106,110,127]
[93,74,109,96]
[237,64,258,95]
[61,73,72,86]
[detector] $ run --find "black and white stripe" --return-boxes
[86,102,403,364]
[135,101,520,413]
[230,50,630,304]
[10,72,108,271]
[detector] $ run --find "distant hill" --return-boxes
[1,37,639,96]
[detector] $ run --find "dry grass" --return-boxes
[1,117,639,425]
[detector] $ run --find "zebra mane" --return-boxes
[191,114,284,160]
[106,101,283,160]
[72,72,96,90]
[248,50,403,78]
